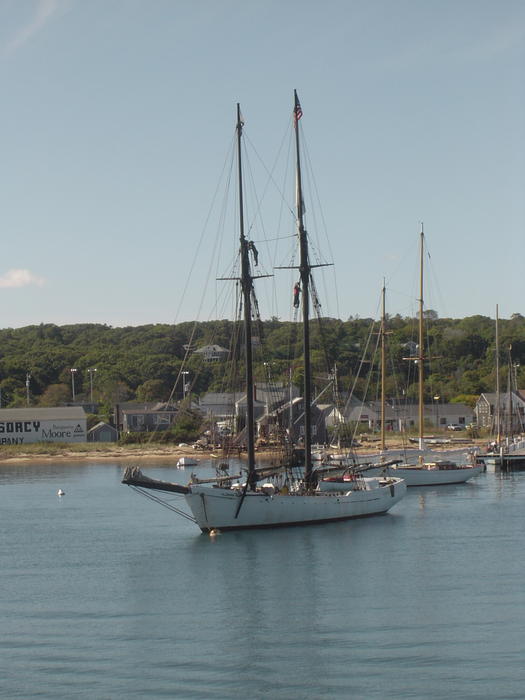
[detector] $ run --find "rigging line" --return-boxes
[172,130,237,326]
[387,342,411,456]
[251,233,296,243]
[364,325,383,435]
[242,147,293,283]
[164,254,237,411]
[343,288,383,417]
[349,333,380,445]
[343,316,377,414]
[270,125,295,318]
[300,135,340,320]
[309,275,333,378]
[425,249,448,319]
[241,140,272,247]
[166,137,237,409]
[243,124,297,226]
[129,486,197,522]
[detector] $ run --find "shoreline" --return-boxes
[0,438,485,465]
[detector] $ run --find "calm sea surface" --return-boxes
[1,459,524,699]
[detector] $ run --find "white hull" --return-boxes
[177,457,199,467]
[349,464,482,486]
[184,478,406,532]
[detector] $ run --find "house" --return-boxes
[343,396,381,428]
[252,382,299,411]
[256,396,329,444]
[382,401,474,431]
[475,391,525,432]
[193,344,229,362]
[236,383,300,429]
[198,393,236,421]
[87,421,118,442]
[198,383,299,422]
[342,396,474,431]
[431,402,474,429]
[317,403,345,429]
[115,401,178,433]
[235,394,268,427]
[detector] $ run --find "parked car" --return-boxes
[447,424,464,431]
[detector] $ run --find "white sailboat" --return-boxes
[481,325,525,470]
[123,93,406,532]
[319,233,481,488]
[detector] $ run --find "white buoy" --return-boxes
[57,489,65,496]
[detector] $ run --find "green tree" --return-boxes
[136,379,168,402]
[39,383,71,406]
[168,409,203,442]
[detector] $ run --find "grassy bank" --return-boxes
[0,436,484,465]
[0,441,198,463]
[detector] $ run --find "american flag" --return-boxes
[294,92,303,123]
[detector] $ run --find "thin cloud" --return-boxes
[0,269,45,288]
[4,0,65,54]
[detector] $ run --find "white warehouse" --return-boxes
[0,407,87,445]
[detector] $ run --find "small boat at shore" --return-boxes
[176,456,199,468]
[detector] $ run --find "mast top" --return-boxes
[293,90,303,125]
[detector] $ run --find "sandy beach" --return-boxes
[0,444,207,464]
[0,436,484,465]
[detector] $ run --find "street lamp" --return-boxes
[181,371,190,400]
[70,368,77,402]
[26,373,31,406]
[87,368,97,404]
[434,395,440,430]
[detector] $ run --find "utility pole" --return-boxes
[70,368,77,402]
[88,368,97,404]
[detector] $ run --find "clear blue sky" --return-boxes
[0,0,523,328]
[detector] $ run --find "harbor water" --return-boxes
[1,460,525,699]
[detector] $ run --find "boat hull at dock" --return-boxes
[481,453,525,470]
[184,478,406,532]
[351,463,482,486]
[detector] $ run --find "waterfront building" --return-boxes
[0,407,87,445]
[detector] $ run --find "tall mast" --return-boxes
[507,344,513,438]
[236,104,257,490]
[418,226,425,451]
[495,304,501,444]
[293,89,313,488]
[380,281,386,451]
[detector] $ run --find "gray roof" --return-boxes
[194,344,229,353]
[477,392,525,407]
[87,421,117,434]
[116,401,158,411]
[0,407,86,420]
[200,393,236,406]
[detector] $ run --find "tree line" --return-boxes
[0,314,523,413]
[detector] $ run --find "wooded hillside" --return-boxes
[0,314,523,410]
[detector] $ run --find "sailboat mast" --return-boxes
[495,304,501,444]
[293,90,313,488]
[507,344,513,438]
[380,281,386,451]
[418,227,425,450]
[236,104,257,490]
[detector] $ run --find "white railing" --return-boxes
[507,438,525,453]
